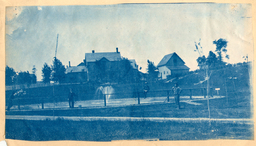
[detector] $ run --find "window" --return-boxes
[164,71,165,74]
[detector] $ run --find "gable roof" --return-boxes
[98,57,109,62]
[85,52,121,62]
[157,52,185,67]
[66,66,87,74]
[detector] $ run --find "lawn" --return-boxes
[5,118,253,141]
[5,95,253,141]
[6,95,252,119]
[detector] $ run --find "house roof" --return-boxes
[157,52,185,67]
[85,52,121,62]
[66,66,87,74]
[77,62,86,66]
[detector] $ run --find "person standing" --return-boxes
[68,88,77,108]
[172,83,182,109]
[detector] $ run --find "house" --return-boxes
[84,48,123,82]
[65,62,88,83]
[157,52,189,79]
[84,48,122,64]
[83,48,144,83]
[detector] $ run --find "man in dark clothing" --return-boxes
[143,82,150,99]
[172,83,182,109]
[68,88,77,108]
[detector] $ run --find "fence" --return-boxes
[6,87,227,110]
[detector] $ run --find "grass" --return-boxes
[6,95,252,119]
[5,119,254,141]
[5,95,253,141]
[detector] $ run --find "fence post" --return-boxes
[41,98,44,109]
[104,94,106,106]
[167,90,169,102]
[137,92,140,104]
[190,89,192,99]
[204,88,206,98]
[18,98,20,110]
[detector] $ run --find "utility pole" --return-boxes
[53,34,58,114]
[206,65,210,119]
[194,39,211,120]
[55,34,59,59]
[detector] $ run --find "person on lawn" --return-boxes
[68,88,77,108]
[172,83,182,109]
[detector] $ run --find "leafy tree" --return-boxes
[119,58,137,83]
[206,51,218,67]
[30,74,37,84]
[5,66,16,85]
[42,63,52,83]
[16,71,32,85]
[31,65,37,83]
[147,60,159,81]
[51,57,66,83]
[32,65,37,74]
[196,55,206,69]
[213,38,229,64]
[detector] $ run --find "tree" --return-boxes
[119,58,137,83]
[42,63,52,83]
[206,51,218,68]
[32,65,37,74]
[31,65,37,83]
[213,38,228,64]
[16,71,32,85]
[196,55,206,69]
[51,57,66,83]
[147,60,159,81]
[5,66,16,85]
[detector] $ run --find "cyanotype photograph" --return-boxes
[5,3,253,141]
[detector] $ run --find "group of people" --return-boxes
[139,82,182,109]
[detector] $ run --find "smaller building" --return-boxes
[157,52,189,79]
[65,65,87,83]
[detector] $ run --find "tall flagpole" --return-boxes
[55,34,59,59]
[206,65,210,119]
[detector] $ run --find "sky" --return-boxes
[5,3,253,81]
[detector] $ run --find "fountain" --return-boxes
[95,85,115,102]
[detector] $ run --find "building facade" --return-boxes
[157,52,190,79]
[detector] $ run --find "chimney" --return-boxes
[92,50,95,53]
[69,61,71,67]
[116,47,118,53]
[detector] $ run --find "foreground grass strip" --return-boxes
[6,115,253,124]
